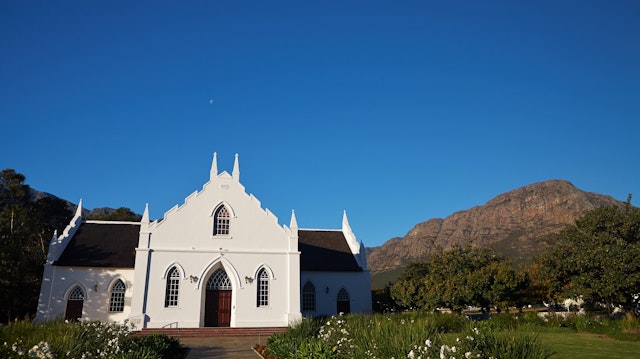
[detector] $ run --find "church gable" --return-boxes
[55,222,139,268]
[145,153,291,251]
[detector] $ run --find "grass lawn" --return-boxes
[537,332,640,359]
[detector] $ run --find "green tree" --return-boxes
[536,199,640,316]
[390,245,530,312]
[0,169,72,323]
[89,207,141,221]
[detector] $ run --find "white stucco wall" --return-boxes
[35,266,134,324]
[301,271,372,317]
[131,167,301,328]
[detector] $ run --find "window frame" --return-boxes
[164,267,181,308]
[108,279,126,313]
[207,268,232,290]
[68,286,85,301]
[256,268,269,307]
[213,206,230,236]
[302,281,316,311]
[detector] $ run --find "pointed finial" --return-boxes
[75,199,83,218]
[232,153,240,180]
[210,152,218,179]
[50,229,58,244]
[342,210,352,232]
[290,209,298,229]
[141,203,150,223]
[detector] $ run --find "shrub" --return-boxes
[266,312,553,359]
[122,333,182,359]
[408,327,552,359]
[0,319,183,359]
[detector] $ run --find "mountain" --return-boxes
[29,189,128,219]
[366,180,622,277]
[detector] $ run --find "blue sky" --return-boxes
[1,1,638,247]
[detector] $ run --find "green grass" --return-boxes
[538,331,640,358]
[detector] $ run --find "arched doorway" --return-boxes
[65,286,85,321]
[204,268,232,327]
[336,288,351,314]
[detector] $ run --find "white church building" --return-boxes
[35,153,371,329]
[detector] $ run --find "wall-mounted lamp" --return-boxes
[94,284,99,292]
[189,275,199,283]
[244,276,254,284]
[325,286,329,294]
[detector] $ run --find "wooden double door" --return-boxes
[204,289,231,327]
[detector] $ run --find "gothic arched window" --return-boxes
[164,267,180,307]
[336,288,351,314]
[109,279,126,312]
[256,268,269,307]
[213,206,230,235]
[302,281,316,311]
[65,286,85,321]
[207,268,232,290]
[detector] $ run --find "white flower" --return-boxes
[465,352,473,358]
[425,339,432,347]
[408,349,415,358]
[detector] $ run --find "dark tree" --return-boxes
[536,198,640,317]
[89,207,141,221]
[0,169,72,323]
[390,245,530,312]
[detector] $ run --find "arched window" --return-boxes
[109,279,126,312]
[256,268,269,307]
[207,268,232,290]
[302,281,316,311]
[213,206,230,235]
[164,267,180,307]
[336,288,351,314]
[65,286,85,320]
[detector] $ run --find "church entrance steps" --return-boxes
[137,326,287,338]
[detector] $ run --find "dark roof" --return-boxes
[298,230,362,272]
[54,222,140,268]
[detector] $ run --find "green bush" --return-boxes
[0,320,182,359]
[266,312,553,359]
[122,334,182,359]
[408,327,552,359]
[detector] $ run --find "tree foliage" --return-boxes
[536,198,640,314]
[390,245,530,312]
[0,169,72,323]
[88,207,141,221]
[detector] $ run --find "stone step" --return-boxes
[137,326,287,338]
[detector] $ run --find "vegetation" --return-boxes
[390,245,531,312]
[0,168,143,323]
[264,312,640,358]
[0,319,182,358]
[536,197,640,317]
[88,207,142,221]
[264,312,552,359]
[0,169,73,323]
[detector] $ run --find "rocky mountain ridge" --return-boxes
[366,180,622,272]
[29,189,126,219]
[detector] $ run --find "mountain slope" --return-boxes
[367,180,622,273]
[29,189,132,219]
